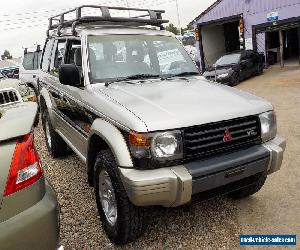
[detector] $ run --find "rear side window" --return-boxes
[41,39,54,72]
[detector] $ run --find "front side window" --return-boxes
[87,35,198,83]
[50,40,67,76]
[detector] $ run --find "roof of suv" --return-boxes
[47,5,170,38]
[49,25,174,38]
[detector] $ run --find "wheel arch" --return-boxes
[25,81,37,91]
[87,119,133,186]
[39,87,55,121]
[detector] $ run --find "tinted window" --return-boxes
[216,53,241,66]
[41,39,54,72]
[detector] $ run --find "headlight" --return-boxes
[129,130,183,162]
[217,73,229,79]
[259,111,277,142]
[151,131,182,160]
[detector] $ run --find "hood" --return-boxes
[94,77,272,132]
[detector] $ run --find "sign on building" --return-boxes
[267,11,279,22]
[245,38,253,50]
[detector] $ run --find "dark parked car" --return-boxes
[203,50,264,86]
[0,67,19,79]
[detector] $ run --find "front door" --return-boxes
[48,38,91,159]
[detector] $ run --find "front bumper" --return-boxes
[0,181,60,250]
[204,75,233,85]
[120,137,286,207]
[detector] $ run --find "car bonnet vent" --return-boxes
[0,88,22,106]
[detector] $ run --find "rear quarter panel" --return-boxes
[0,141,16,210]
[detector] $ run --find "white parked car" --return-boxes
[19,46,42,99]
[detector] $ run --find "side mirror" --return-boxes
[240,59,247,65]
[59,64,81,87]
[240,60,247,68]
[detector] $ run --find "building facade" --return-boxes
[191,0,300,72]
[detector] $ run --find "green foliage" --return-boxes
[165,23,180,35]
[1,50,13,60]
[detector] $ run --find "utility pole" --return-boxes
[175,0,182,35]
[125,0,131,17]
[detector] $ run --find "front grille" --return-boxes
[0,89,21,105]
[205,76,215,81]
[184,116,261,161]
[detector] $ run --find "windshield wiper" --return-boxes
[168,72,200,78]
[104,74,160,87]
[123,74,160,80]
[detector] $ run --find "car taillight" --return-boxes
[4,133,43,197]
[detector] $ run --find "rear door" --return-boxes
[248,51,258,75]
[240,51,253,78]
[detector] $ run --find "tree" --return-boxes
[1,50,13,60]
[165,23,180,35]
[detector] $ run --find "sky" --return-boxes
[0,0,215,58]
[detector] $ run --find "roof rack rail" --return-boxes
[47,5,169,37]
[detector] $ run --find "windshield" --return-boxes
[0,72,5,79]
[215,53,241,66]
[87,35,199,83]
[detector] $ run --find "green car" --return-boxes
[0,87,61,250]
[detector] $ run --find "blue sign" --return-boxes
[240,235,296,246]
[267,11,279,22]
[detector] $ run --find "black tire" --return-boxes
[42,108,68,158]
[94,150,146,245]
[228,173,267,199]
[229,73,240,87]
[258,64,264,75]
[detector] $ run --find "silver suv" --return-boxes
[39,5,286,245]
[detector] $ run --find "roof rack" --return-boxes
[47,5,169,37]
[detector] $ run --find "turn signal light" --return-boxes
[129,132,150,147]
